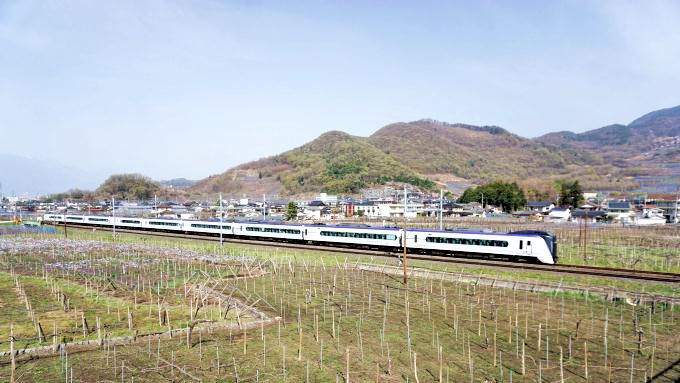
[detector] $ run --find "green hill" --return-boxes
[190,131,433,196]
[96,174,160,200]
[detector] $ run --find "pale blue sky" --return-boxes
[1,0,679,181]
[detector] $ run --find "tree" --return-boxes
[458,181,526,212]
[96,174,160,200]
[285,202,298,221]
[558,180,583,208]
[69,189,84,200]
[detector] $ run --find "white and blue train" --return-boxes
[41,214,558,264]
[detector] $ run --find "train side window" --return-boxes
[414,235,417,243]
[519,240,523,249]
[305,229,308,235]
[527,241,531,246]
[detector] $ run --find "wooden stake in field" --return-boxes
[413,352,420,383]
[346,347,350,383]
[584,341,589,381]
[560,346,564,383]
[521,342,525,375]
[81,312,88,337]
[10,324,15,383]
[244,323,248,355]
[97,317,102,347]
[439,345,443,382]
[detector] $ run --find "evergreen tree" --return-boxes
[558,180,583,208]
[458,181,526,212]
[285,201,298,221]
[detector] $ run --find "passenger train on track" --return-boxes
[41,214,558,264]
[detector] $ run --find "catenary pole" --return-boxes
[439,189,443,231]
[219,192,223,246]
[112,196,116,239]
[403,185,408,284]
[63,202,67,239]
[675,186,679,223]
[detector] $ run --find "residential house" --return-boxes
[526,201,554,213]
[548,208,570,221]
[606,201,634,223]
[647,194,679,223]
[304,200,330,220]
[570,210,606,223]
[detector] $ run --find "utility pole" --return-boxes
[62,196,67,238]
[403,185,408,285]
[675,186,679,223]
[263,194,266,221]
[439,189,443,231]
[112,196,116,239]
[219,192,223,246]
[404,185,407,217]
[154,194,158,218]
[583,212,588,261]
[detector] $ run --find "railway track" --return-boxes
[52,223,680,284]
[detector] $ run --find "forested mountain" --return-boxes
[190,105,680,197]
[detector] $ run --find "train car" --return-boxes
[64,214,88,224]
[115,217,143,229]
[236,221,305,242]
[305,223,402,250]
[41,213,557,264]
[86,216,112,225]
[183,219,234,236]
[406,228,557,264]
[43,214,64,223]
[143,217,184,232]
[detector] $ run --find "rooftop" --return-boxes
[608,202,631,209]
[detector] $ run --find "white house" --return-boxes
[548,208,570,220]
[352,201,425,218]
[318,193,338,205]
[526,201,555,213]
[606,201,634,223]
[303,200,330,220]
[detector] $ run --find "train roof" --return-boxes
[408,228,552,237]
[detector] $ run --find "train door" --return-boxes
[526,240,532,254]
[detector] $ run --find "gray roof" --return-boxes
[608,202,631,209]
[571,210,607,217]
[527,201,552,207]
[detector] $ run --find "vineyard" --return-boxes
[1,236,679,381]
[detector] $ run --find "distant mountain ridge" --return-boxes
[159,178,197,189]
[191,105,679,197]
[0,154,106,196]
[535,105,680,164]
